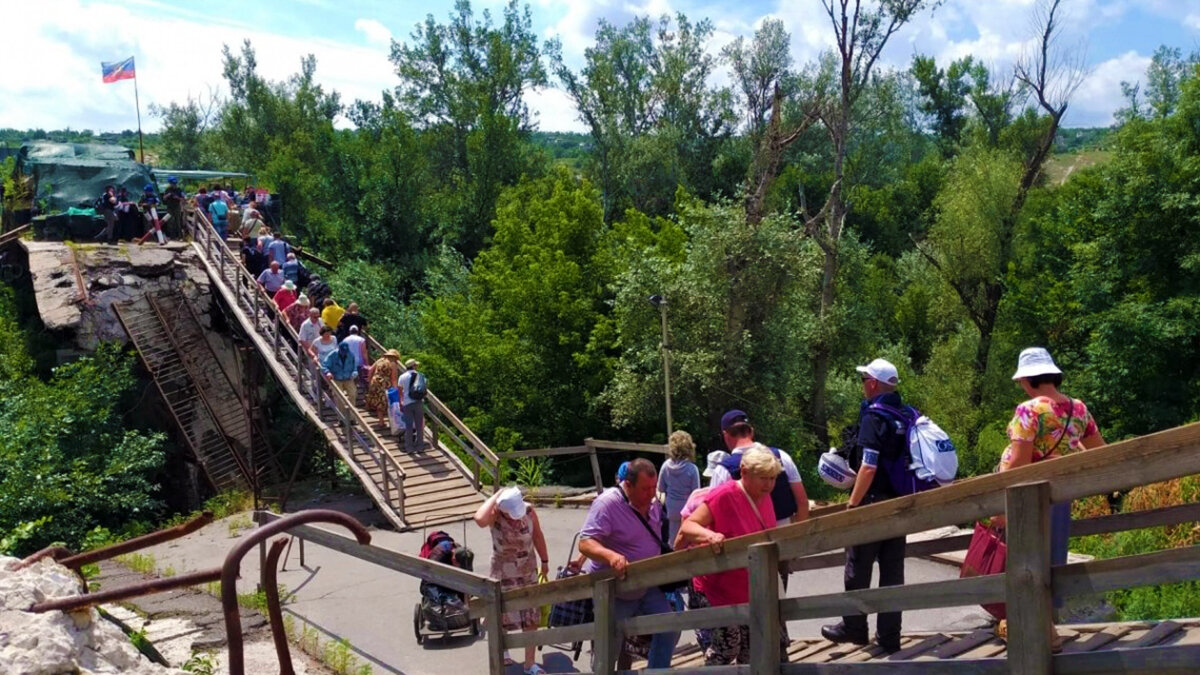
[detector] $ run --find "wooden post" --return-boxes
[593,578,619,675]
[273,311,281,359]
[749,541,782,674]
[1005,481,1053,675]
[484,579,506,675]
[588,444,604,494]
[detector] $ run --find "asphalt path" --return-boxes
[143,496,991,675]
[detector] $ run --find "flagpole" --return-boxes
[133,72,144,164]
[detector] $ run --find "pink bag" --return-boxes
[960,522,1007,620]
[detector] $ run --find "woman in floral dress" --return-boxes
[364,349,401,418]
[473,487,549,675]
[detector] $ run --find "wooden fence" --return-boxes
[504,439,669,493]
[483,422,1200,674]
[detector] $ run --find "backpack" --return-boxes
[407,371,428,400]
[717,447,798,520]
[867,403,958,495]
[419,531,454,561]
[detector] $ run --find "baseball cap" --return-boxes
[1011,347,1062,380]
[855,358,899,385]
[496,486,527,519]
[720,409,750,431]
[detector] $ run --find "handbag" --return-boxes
[960,522,1007,620]
[548,534,594,629]
[619,487,689,594]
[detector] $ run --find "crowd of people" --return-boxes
[93,178,268,245]
[475,348,1104,671]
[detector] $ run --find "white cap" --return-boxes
[1012,347,1062,380]
[856,358,899,385]
[703,450,730,478]
[496,486,527,519]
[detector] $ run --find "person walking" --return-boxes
[577,458,681,669]
[321,341,359,413]
[679,444,789,665]
[309,326,338,364]
[995,347,1106,559]
[207,188,230,240]
[822,358,908,653]
[95,185,118,244]
[321,298,345,335]
[709,410,809,524]
[273,280,298,311]
[473,487,550,675]
[283,293,310,331]
[298,307,324,353]
[396,359,427,453]
[657,430,700,546]
[161,176,186,240]
[365,349,402,418]
[257,260,287,294]
[335,302,368,342]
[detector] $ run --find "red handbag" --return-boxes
[960,522,1007,620]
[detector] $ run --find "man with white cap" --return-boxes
[822,358,907,652]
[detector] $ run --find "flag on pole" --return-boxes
[101,57,136,83]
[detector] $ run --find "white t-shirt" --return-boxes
[708,445,803,488]
[341,334,366,369]
[298,318,323,345]
[312,337,338,362]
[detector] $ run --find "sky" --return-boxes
[2,0,1199,134]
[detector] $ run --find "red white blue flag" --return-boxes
[101,57,136,83]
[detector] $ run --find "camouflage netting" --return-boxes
[12,141,155,216]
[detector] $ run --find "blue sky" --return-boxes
[3,0,1199,134]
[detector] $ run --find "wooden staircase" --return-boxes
[115,293,265,491]
[182,208,498,529]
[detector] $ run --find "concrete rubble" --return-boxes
[0,555,183,674]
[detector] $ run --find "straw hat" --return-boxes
[384,349,401,360]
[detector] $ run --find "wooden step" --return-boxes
[404,484,482,507]
[403,494,484,517]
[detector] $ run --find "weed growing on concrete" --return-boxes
[117,552,157,575]
[226,514,253,538]
[181,651,217,675]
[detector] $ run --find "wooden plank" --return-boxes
[1053,545,1200,599]
[589,447,604,494]
[505,445,591,458]
[623,603,747,636]
[783,659,1006,674]
[502,421,1200,613]
[594,578,618,675]
[484,579,506,675]
[1004,482,1053,675]
[749,542,781,675]
[1122,620,1183,649]
[1069,502,1200,538]
[505,623,595,649]
[253,512,493,598]
[930,629,995,659]
[1054,643,1200,674]
[778,574,1005,622]
[585,438,670,454]
[887,634,951,661]
[1062,624,1134,653]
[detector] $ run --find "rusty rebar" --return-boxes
[262,537,296,675]
[58,511,214,570]
[15,546,73,570]
[29,568,222,613]
[221,509,371,675]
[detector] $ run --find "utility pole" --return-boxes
[649,295,673,438]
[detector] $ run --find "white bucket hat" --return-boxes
[703,450,730,478]
[496,486,527,519]
[855,358,899,385]
[1012,347,1062,380]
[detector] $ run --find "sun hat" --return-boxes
[1011,347,1062,380]
[703,450,730,478]
[855,358,899,385]
[720,410,750,431]
[283,280,296,290]
[297,294,309,306]
[384,349,401,360]
[405,358,419,369]
[496,486,527,519]
[818,451,857,490]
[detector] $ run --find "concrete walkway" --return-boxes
[140,495,990,675]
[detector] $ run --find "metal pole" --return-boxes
[659,300,673,437]
[133,73,145,164]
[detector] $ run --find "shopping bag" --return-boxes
[960,522,1007,620]
[386,387,401,405]
[388,400,404,435]
[538,572,551,628]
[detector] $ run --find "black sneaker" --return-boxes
[821,623,868,645]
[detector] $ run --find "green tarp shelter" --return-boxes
[13,141,155,214]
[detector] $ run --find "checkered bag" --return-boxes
[547,565,593,627]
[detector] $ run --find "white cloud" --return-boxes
[1185,14,1200,31]
[1068,50,1150,126]
[355,18,393,47]
[527,86,588,132]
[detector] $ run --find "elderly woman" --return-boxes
[283,292,310,331]
[679,444,787,665]
[996,347,1106,561]
[658,431,700,546]
[474,487,550,675]
[364,349,402,418]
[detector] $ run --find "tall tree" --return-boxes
[722,18,793,139]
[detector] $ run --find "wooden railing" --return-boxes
[363,334,501,491]
[182,209,409,527]
[505,439,668,494]
[484,422,1200,674]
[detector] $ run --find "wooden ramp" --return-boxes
[647,619,1200,670]
[182,209,498,529]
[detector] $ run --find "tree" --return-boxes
[722,18,793,139]
[390,0,547,257]
[150,89,220,168]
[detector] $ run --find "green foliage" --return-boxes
[182,652,217,675]
[0,286,165,555]
[511,456,553,488]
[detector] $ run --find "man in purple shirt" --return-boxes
[578,458,680,668]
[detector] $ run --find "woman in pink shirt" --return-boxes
[678,444,784,666]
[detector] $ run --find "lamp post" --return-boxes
[648,295,673,438]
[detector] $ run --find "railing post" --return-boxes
[593,578,619,675]
[273,311,282,359]
[484,579,506,675]
[588,441,603,494]
[1005,481,1053,675]
[749,541,782,674]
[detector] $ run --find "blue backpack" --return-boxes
[717,447,798,520]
